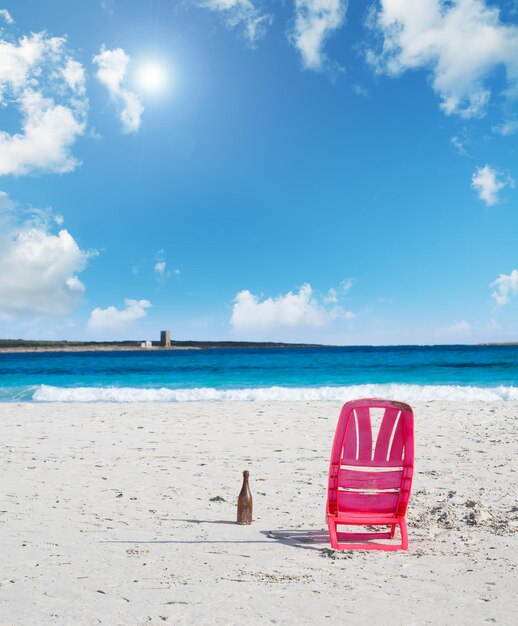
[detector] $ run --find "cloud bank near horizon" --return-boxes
[230,283,354,337]
[88,298,152,335]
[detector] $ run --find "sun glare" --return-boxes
[135,61,169,95]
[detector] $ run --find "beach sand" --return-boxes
[0,401,516,625]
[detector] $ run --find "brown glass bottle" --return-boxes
[237,470,253,525]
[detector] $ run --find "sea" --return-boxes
[0,344,517,402]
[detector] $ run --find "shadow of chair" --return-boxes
[261,528,330,551]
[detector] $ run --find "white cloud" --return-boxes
[451,135,469,156]
[101,1,114,15]
[88,298,152,333]
[0,9,13,24]
[232,284,329,329]
[61,59,86,95]
[491,269,518,306]
[93,46,144,133]
[230,283,354,331]
[155,261,167,275]
[0,31,87,175]
[154,249,167,277]
[0,89,85,175]
[352,84,369,97]
[154,261,180,277]
[153,250,180,282]
[492,119,518,136]
[324,278,354,303]
[340,277,354,293]
[290,0,348,70]
[435,319,471,339]
[323,287,338,303]
[368,0,518,118]
[199,0,272,45]
[471,165,513,205]
[0,192,92,316]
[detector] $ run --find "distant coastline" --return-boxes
[0,339,324,354]
[0,339,516,354]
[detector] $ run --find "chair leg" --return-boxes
[328,518,408,551]
[400,518,408,550]
[328,519,338,549]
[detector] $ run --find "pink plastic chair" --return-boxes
[326,398,414,551]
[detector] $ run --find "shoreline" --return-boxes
[2,382,518,403]
[0,345,201,354]
[1,342,517,354]
[0,342,324,354]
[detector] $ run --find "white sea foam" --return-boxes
[32,384,518,403]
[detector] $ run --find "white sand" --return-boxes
[0,401,517,625]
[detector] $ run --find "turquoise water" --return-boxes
[1,345,517,402]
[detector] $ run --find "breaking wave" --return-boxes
[28,383,518,402]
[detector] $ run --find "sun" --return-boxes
[135,61,169,95]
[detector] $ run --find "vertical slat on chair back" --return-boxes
[342,407,373,463]
[356,407,373,462]
[341,410,357,461]
[373,407,404,463]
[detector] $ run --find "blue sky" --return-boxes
[0,0,517,345]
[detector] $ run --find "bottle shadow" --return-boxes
[99,520,331,549]
[101,539,267,544]
[100,517,265,544]
[166,518,236,525]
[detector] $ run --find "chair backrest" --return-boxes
[327,399,414,517]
